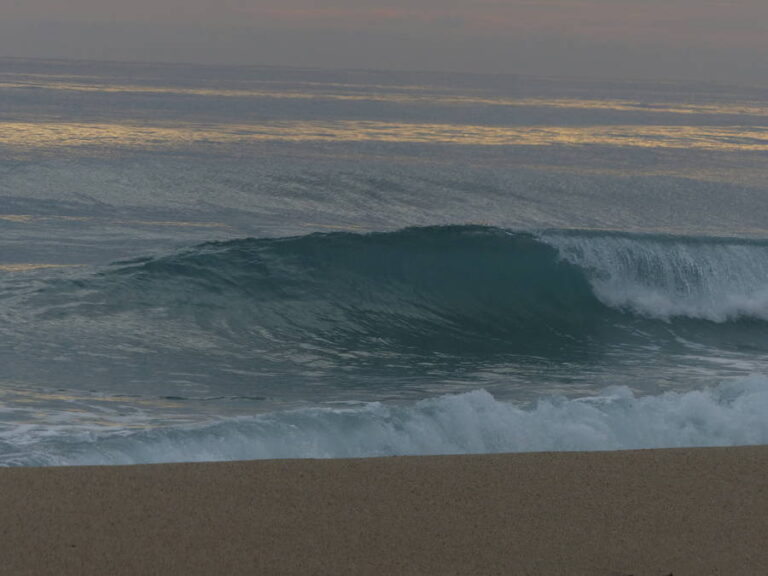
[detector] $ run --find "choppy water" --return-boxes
[2,58,768,465]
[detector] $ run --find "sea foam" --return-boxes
[543,231,768,322]
[3,375,767,466]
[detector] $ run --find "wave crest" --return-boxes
[545,231,768,322]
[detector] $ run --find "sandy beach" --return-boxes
[0,446,766,575]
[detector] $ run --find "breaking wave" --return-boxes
[4,375,768,466]
[34,225,768,358]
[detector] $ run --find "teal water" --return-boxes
[2,58,768,465]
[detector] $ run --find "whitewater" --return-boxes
[2,58,768,466]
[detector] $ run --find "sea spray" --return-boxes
[543,230,768,321]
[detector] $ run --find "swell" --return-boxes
[32,225,768,356]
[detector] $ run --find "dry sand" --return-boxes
[1,446,767,575]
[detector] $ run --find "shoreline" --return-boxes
[2,446,767,575]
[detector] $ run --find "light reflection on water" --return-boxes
[2,120,768,152]
[5,78,768,118]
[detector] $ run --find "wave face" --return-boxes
[38,226,612,356]
[4,376,768,466]
[7,224,764,405]
[41,226,768,350]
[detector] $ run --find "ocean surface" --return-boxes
[2,58,768,466]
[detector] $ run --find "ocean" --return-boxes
[2,58,768,466]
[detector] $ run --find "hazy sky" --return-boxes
[2,0,768,83]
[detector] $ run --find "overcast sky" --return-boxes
[2,0,767,83]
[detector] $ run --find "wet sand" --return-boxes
[1,446,767,575]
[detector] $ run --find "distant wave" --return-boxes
[32,225,768,358]
[4,375,768,466]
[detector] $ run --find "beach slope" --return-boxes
[1,446,767,575]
